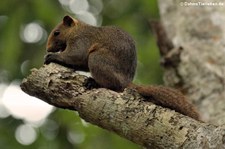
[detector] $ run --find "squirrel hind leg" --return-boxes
[88,51,131,92]
[89,66,127,92]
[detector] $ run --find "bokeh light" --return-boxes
[89,0,103,15]
[1,81,54,124]
[20,60,30,76]
[41,119,59,140]
[67,130,85,144]
[76,11,97,26]
[20,22,45,43]
[15,124,37,145]
[58,0,103,26]
[58,0,71,6]
[69,0,89,14]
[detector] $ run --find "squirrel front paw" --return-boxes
[44,53,57,64]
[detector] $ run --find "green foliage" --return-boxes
[0,0,160,148]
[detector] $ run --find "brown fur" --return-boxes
[128,83,200,120]
[45,15,200,120]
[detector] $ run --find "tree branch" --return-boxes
[20,63,225,148]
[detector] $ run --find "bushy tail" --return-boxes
[128,83,200,120]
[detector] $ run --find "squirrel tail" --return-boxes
[128,83,200,120]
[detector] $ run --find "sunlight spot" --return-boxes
[69,0,89,14]
[41,119,59,140]
[0,105,9,118]
[20,22,44,43]
[67,131,85,144]
[76,11,97,26]
[89,0,103,15]
[20,60,30,76]
[15,124,37,145]
[58,0,71,6]
[2,81,54,123]
[0,70,9,83]
[81,119,89,127]
[0,84,9,118]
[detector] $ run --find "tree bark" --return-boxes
[20,63,225,148]
[158,0,225,125]
[20,0,225,148]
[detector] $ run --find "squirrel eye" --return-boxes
[53,30,60,36]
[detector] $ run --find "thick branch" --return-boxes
[20,63,225,148]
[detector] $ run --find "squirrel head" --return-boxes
[46,15,79,52]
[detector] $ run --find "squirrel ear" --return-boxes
[63,15,76,27]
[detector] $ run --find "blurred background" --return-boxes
[0,0,161,148]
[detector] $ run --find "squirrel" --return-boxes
[44,15,200,120]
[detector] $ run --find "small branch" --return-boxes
[149,20,183,70]
[149,20,174,56]
[20,63,225,148]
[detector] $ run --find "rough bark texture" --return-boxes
[158,0,225,125]
[21,63,225,148]
[20,0,225,148]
